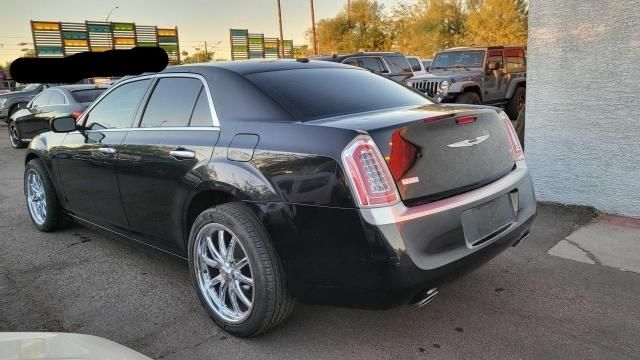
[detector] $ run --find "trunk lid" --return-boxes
[310,105,515,206]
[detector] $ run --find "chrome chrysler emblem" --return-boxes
[446,134,490,148]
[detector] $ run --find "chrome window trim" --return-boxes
[78,73,220,129]
[72,126,220,134]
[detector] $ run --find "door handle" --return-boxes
[169,150,196,159]
[98,147,116,154]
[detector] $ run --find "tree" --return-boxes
[181,50,213,64]
[465,0,527,46]
[309,0,390,54]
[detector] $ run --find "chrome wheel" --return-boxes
[26,169,47,225]
[194,223,254,323]
[9,123,19,147]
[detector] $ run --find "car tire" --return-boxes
[24,159,64,232]
[506,87,526,120]
[8,121,26,149]
[188,202,295,337]
[455,91,482,105]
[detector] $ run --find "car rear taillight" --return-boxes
[500,111,524,161]
[342,135,400,207]
[388,130,418,180]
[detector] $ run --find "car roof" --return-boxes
[440,46,524,52]
[312,52,404,62]
[47,84,110,92]
[163,59,356,75]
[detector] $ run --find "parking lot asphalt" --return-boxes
[0,122,639,360]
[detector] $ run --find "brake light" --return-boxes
[500,111,524,161]
[71,111,83,119]
[388,130,418,180]
[456,115,477,125]
[341,135,400,207]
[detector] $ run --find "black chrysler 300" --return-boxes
[24,59,536,336]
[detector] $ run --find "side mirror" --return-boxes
[50,116,77,133]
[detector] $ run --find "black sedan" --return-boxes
[24,60,536,336]
[8,84,108,148]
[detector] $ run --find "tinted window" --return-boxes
[48,90,66,105]
[247,68,431,121]
[407,58,421,72]
[141,77,202,128]
[432,51,484,69]
[189,88,213,127]
[31,91,53,107]
[359,57,385,73]
[84,79,150,130]
[71,89,106,103]
[385,55,412,73]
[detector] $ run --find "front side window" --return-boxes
[342,58,359,66]
[48,90,66,105]
[84,79,151,130]
[407,57,421,72]
[31,90,53,108]
[141,77,202,128]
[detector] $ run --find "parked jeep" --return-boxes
[406,46,526,119]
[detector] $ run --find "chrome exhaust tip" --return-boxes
[414,288,439,308]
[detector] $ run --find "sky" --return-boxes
[0,0,401,63]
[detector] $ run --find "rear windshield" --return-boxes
[246,68,431,121]
[71,88,106,103]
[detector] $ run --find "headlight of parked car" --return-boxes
[438,80,449,93]
[0,98,7,109]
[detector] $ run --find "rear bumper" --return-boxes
[271,161,535,309]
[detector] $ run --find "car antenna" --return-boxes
[296,58,310,63]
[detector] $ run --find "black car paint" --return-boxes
[26,60,535,309]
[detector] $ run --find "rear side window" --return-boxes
[141,77,202,128]
[84,79,151,130]
[407,58,421,72]
[189,88,213,127]
[49,91,66,105]
[505,49,526,73]
[359,57,385,73]
[385,55,412,73]
[247,68,431,121]
[31,90,53,107]
[72,89,106,103]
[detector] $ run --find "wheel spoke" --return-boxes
[218,230,227,260]
[234,281,252,307]
[202,254,218,268]
[227,237,237,262]
[207,236,223,263]
[219,279,229,304]
[209,274,223,286]
[229,284,240,312]
[236,273,253,286]
[235,257,248,269]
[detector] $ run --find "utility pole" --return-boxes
[347,0,351,27]
[277,0,285,58]
[310,0,317,55]
[204,41,209,61]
